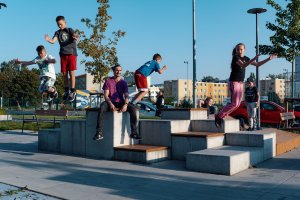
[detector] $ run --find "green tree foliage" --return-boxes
[267,92,282,105]
[249,72,256,81]
[77,0,125,89]
[201,76,220,82]
[259,0,300,61]
[266,73,285,79]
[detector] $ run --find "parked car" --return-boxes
[293,105,300,121]
[230,100,285,124]
[137,101,157,117]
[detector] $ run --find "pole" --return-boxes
[292,58,295,98]
[192,0,197,108]
[255,13,261,130]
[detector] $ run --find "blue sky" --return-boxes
[0,0,290,84]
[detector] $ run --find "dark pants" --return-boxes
[96,101,138,134]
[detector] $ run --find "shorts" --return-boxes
[134,71,148,91]
[38,76,56,93]
[60,54,77,73]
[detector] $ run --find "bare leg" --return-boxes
[63,72,68,87]
[133,91,148,103]
[69,70,75,89]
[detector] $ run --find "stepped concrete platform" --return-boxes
[186,145,264,175]
[139,119,190,147]
[171,132,225,160]
[38,128,61,153]
[161,108,208,120]
[114,144,169,163]
[38,110,137,160]
[191,118,240,133]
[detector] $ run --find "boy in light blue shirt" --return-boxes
[132,53,167,104]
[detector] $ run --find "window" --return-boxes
[260,103,276,111]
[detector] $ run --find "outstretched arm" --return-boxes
[45,34,58,44]
[158,65,167,74]
[251,54,277,67]
[236,55,260,68]
[15,59,34,66]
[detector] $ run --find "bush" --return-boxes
[0,109,7,115]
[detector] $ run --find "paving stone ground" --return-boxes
[0,130,299,200]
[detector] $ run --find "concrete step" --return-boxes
[161,108,208,120]
[114,144,169,164]
[171,132,225,160]
[186,145,264,175]
[225,130,276,159]
[38,128,61,153]
[191,118,240,133]
[139,119,190,147]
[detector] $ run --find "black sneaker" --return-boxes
[63,91,69,101]
[68,91,77,102]
[130,133,142,140]
[247,127,252,131]
[93,132,103,140]
[215,114,223,128]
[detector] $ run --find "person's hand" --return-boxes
[256,102,259,108]
[73,33,80,42]
[15,58,20,64]
[121,104,128,112]
[109,103,116,111]
[269,54,277,60]
[43,59,49,64]
[44,34,51,42]
[163,65,167,70]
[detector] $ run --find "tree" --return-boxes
[266,73,285,79]
[249,72,256,82]
[77,0,125,90]
[202,76,219,82]
[259,0,300,97]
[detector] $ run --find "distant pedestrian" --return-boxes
[215,43,276,128]
[245,77,260,131]
[131,54,167,105]
[155,90,164,117]
[202,97,218,118]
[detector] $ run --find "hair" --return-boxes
[153,53,162,60]
[202,97,213,108]
[56,16,65,22]
[36,45,45,53]
[111,63,121,71]
[232,43,246,56]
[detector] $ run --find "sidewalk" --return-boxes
[0,130,299,200]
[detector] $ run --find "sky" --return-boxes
[0,0,291,84]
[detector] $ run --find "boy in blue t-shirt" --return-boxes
[132,54,167,104]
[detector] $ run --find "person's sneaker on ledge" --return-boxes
[130,133,142,140]
[93,131,104,141]
[63,91,69,101]
[68,90,77,102]
[214,114,223,128]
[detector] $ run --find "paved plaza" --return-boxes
[0,130,299,200]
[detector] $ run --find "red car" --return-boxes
[230,100,285,124]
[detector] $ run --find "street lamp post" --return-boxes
[192,0,197,108]
[283,68,289,98]
[184,61,189,98]
[247,8,267,130]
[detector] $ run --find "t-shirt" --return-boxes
[229,55,250,82]
[137,60,161,77]
[245,86,258,103]
[54,28,78,56]
[102,77,128,103]
[32,55,56,79]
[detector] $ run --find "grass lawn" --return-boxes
[0,121,57,131]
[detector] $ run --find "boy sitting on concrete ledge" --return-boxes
[93,64,141,141]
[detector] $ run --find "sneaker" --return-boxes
[68,91,77,102]
[93,131,103,140]
[63,91,69,101]
[53,90,58,99]
[46,95,53,103]
[214,114,223,128]
[130,133,142,140]
[247,127,252,131]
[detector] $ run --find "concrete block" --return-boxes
[139,120,190,146]
[0,115,12,121]
[60,120,86,156]
[161,108,207,120]
[191,119,240,133]
[186,148,250,175]
[85,110,137,159]
[225,131,276,159]
[114,145,169,164]
[171,133,224,160]
[38,128,61,152]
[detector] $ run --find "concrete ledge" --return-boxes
[171,132,225,160]
[191,119,240,133]
[114,145,169,163]
[186,146,264,175]
[161,108,207,120]
[38,128,61,152]
[0,115,12,121]
[139,120,190,147]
